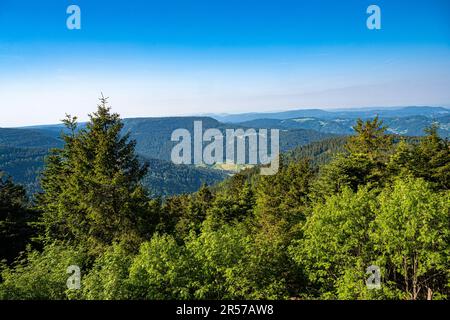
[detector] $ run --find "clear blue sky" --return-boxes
[0,0,449,126]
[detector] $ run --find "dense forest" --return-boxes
[0,145,228,197]
[0,117,335,196]
[0,98,449,300]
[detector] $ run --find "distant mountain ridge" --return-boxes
[0,143,228,197]
[10,116,335,161]
[239,114,450,137]
[0,116,334,196]
[209,106,450,123]
[2,107,449,196]
[0,128,63,149]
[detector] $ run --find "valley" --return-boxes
[1,106,449,197]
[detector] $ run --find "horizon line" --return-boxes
[3,105,449,129]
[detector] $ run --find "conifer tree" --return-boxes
[346,116,393,161]
[412,125,450,190]
[255,159,312,233]
[37,95,155,253]
[313,117,393,199]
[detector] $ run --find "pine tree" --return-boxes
[313,118,393,199]
[255,159,312,231]
[387,125,450,190]
[37,95,156,253]
[413,125,450,190]
[346,117,393,161]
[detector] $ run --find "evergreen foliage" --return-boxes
[1,99,449,300]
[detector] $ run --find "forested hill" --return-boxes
[211,106,450,123]
[1,103,448,300]
[237,114,450,137]
[2,107,449,196]
[0,145,49,193]
[122,117,335,161]
[13,116,336,160]
[0,122,229,196]
[0,144,227,197]
[0,128,63,149]
[0,117,335,196]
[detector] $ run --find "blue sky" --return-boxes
[0,0,449,126]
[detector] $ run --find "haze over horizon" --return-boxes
[1,105,446,129]
[1,0,450,127]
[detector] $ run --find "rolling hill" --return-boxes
[210,106,450,123]
[237,114,450,137]
[0,144,228,197]
[1,116,335,196]
[3,107,448,196]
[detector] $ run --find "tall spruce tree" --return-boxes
[387,125,450,190]
[411,125,450,190]
[345,117,393,161]
[313,117,393,199]
[37,95,156,253]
